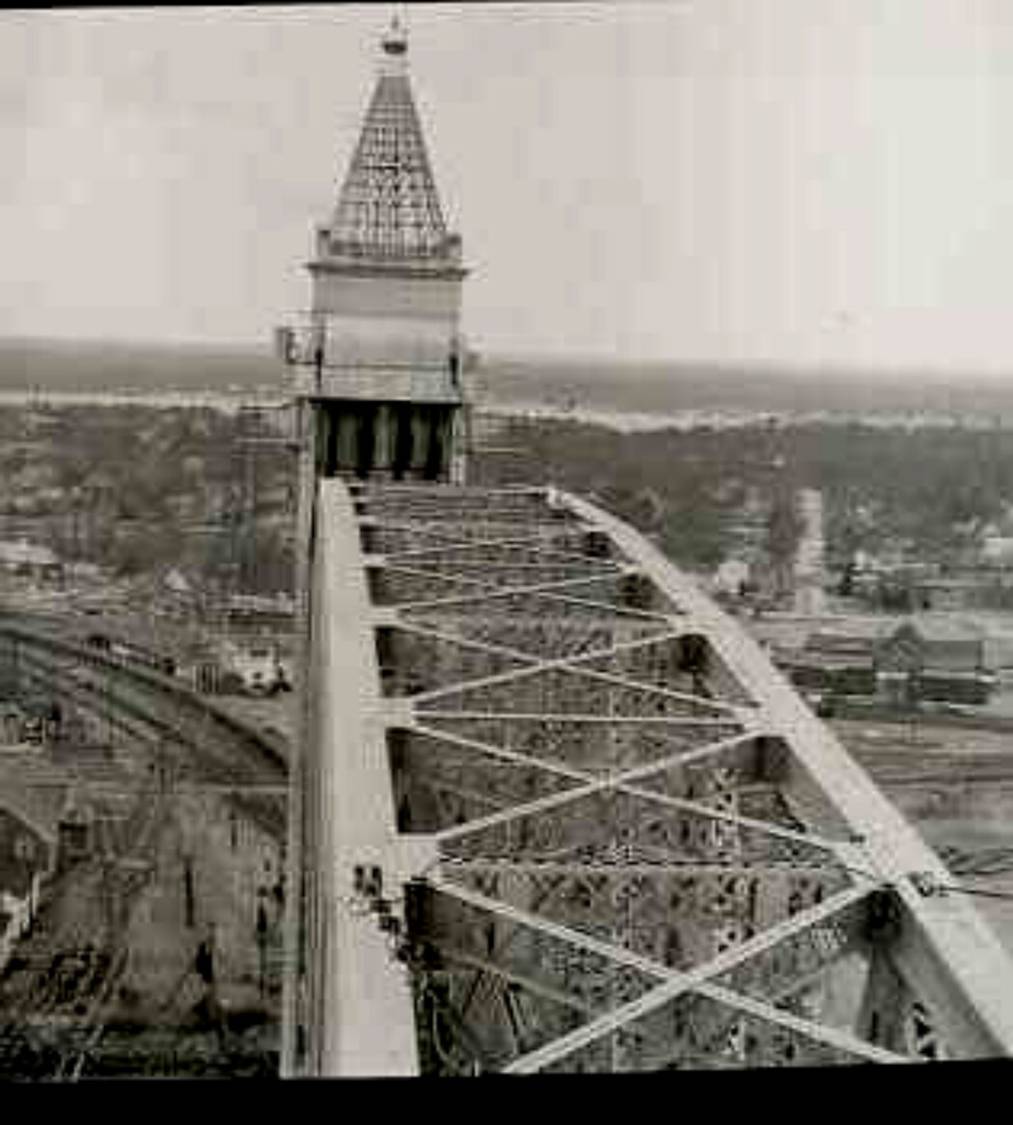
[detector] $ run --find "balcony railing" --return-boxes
[275,322,450,367]
[276,321,465,404]
[288,366,462,403]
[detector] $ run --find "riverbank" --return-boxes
[477,399,1013,435]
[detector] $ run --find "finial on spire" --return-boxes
[382,8,407,57]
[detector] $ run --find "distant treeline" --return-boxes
[7,338,1013,420]
[480,356,1013,420]
[7,395,1013,589]
[0,404,294,591]
[472,417,1013,571]
[0,339,279,393]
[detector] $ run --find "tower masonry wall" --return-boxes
[310,272,463,324]
[316,315,454,368]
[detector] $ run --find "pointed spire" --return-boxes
[323,17,456,263]
[381,8,407,64]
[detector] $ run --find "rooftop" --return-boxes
[0,539,59,567]
[897,615,987,643]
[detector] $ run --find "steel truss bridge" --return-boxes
[286,479,1013,1076]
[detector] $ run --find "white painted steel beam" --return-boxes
[296,480,420,1076]
[560,489,1013,1059]
[414,711,742,725]
[430,876,900,1069]
[390,567,644,613]
[414,720,845,855]
[291,481,1013,1073]
[409,637,744,715]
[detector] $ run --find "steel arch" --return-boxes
[284,479,1013,1075]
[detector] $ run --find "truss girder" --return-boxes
[286,480,1013,1076]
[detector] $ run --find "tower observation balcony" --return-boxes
[275,315,466,406]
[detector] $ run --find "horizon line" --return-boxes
[2,332,1013,383]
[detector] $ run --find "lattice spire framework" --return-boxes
[327,22,453,262]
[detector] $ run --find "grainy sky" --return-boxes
[6,2,1013,372]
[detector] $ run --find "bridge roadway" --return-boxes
[0,613,288,844]
[286,479,1013,1076]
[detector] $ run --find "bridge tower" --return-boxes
[277,15,470,490]
[279,17,471,1076]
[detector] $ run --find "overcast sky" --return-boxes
[6,2,1013,373]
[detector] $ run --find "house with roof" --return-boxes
[877,617,996,705]
[713,558,750,597]
[0,811,47,972]
[981,535,1013,565]
[785,620,889,698]
[0,539,63,584]
[879,616,986,672]
[786,616,998,707]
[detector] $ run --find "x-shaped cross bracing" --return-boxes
[399,621,746,716]
[427,876,901,1070]
[294,482,1013,1075]
[410,721,853,857]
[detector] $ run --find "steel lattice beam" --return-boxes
[284,480,1013,1076]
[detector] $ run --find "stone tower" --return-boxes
[279,19,469,1077]
[278,17,469,485]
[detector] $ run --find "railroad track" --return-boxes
[845,746,1013,788]
[0,617,288,771]
[0,618,291,1076]
[0,618,289,842]
[0,785,176,1078]
[937,845,1013,878]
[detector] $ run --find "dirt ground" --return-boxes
[833,717,1013,958]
